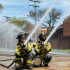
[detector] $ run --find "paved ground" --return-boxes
[0,54,70,70]
[0,50,70,70]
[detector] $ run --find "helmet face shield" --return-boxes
[16,32,25,39]
[42,36,46,40]
[16,32,26,43]
[39,32,46,41]
[40,36,46,41]
[20,37,25,42]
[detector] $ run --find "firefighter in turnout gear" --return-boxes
[15,32,33,70]
[34,32,52,67]
[24,32,36,61]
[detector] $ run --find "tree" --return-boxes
[0,3,4,13]
[0,3,3,9]
[29,8,61,35]
[9,17,34,32]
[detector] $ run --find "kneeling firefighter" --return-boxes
[24,32,36,59]
[34,32,52,67]
[15,32,33,70]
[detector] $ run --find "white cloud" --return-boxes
[0,0,70,20]
[39,0,70,9]
[0,0,29,6]
[55,0,70,11]
[62,1,70,6]
[39,0,53,9]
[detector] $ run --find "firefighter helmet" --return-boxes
[16,32,25,39]
[39,32,46,41]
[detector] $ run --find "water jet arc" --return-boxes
[24,0,58,45]
[44,8,70,44]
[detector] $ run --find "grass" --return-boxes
[52,49,70,53]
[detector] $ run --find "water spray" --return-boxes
[0,22,23,49]
[24,0,58,45]
[44,8,70,44]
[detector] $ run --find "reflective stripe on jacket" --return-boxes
[15,42,34,56]
[35,41,51,54]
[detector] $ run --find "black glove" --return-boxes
[20,51,23,55]
[33,45,35,47]
[42,44,44,46]
[40,44,44,48]
[40,49,42,53]
[20,44,25,51]
[21,44,25,48]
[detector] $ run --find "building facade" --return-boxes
[50,16,70,49]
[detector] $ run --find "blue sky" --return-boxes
[0,0,70,24]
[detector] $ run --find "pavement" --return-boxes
[0,49,70,56]
[0,56,70,70]
[0,49,14,55]
[0,49,70,70]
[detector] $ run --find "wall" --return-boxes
[63,18,70,36]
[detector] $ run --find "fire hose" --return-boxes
[0,0,58,69]
[0,60,15,68]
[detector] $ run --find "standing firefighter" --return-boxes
[15,32,33,70]
[34,32,52,67]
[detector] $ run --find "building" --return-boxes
[50,16,70,49]
[32,24,47,41]
[37,24,47,36]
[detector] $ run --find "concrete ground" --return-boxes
[0,52,70,70]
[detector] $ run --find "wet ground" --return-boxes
[0,55,70,70]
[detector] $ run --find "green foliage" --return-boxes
[45,8,61,35]
[29,9,46,20]
[48,8,61,24]
[29,11,36,20]
[52,49,70,53]
[0,3,3,9]
[10,17,30,27]
[23,23,34,32]
[29,8,61,35]
[9,17,34,32]
[37,9,47,18]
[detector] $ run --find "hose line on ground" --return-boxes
[0,60,15,68]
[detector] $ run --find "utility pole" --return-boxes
[29,0,40,42]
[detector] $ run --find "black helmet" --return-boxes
[16,32,25,39]
[39,32,46,41]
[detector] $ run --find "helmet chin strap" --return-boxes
[40,38,46,41]
[18,39,24,43]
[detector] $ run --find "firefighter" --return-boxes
[24,32,36,59]
[34,32,52,67]
[15,32,25,70]
[15,32,33,70]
